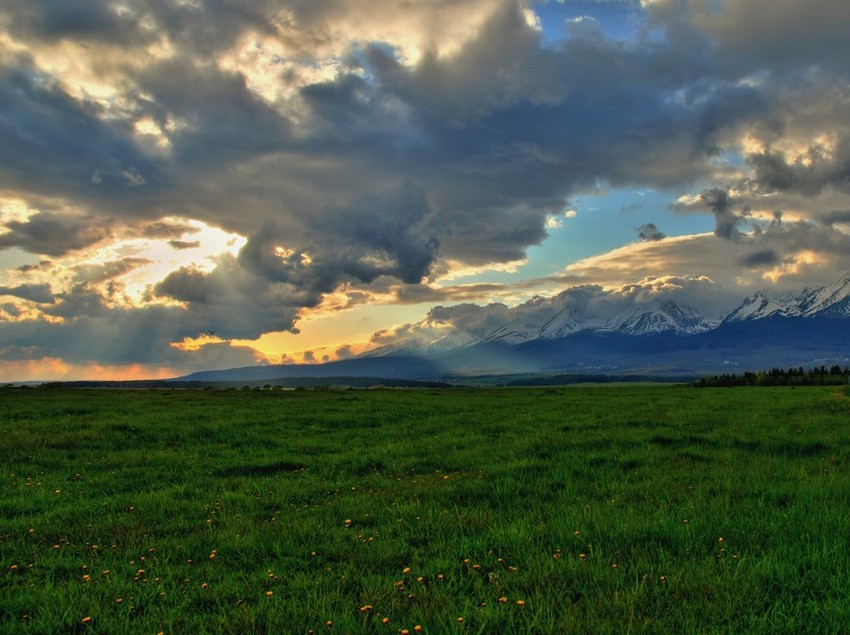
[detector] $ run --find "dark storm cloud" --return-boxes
[699,188,748,240]
[747,135,850,197]
[334,344,355,360]
[738,249,780,269]
[0,0,808,265]
[821,210,850,227]
[168,240,201,250]
[0,270,282,369]
[637,223,666,242]
[683,0,850,72]
[132,60,293,167]
[0,283,54,304]
[142,220,200,240]
[1,0,144,44]
[0,63,163,208]
[1,0,274,53]
[72,258,151,284]
[0,210,113,256]
[236,182,439,296]
[153,254,303,339]
[0,305,264,371]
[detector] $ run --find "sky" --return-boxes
[2,0,850,381]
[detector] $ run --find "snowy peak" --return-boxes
[604,301,714,336]
[725,272,850,322]
[365,271,850,361]
[477,321,539,346]
[799,273,850,317]
[722,292,790,323]
[536,305,599,339]
[477,305,599,345]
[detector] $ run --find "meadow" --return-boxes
[2,385,850,634]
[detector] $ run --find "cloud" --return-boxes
[153,254,303,339]
[0,283,54,304]
[0,284,269,373]
[637,223,666,241]
[168,240,201,251]
[738,249,780,269]
[72,258,151,284]
[0,62,163,209]
[3,0,850,376]
[236,182,439,293]
[0,210,114,256]
[747,135,850,197]
[685,0,850,72]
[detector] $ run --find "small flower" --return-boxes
[266,591,274,597]
[402,567,411,574]
[516,600,525,607]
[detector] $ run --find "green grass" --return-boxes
[2,385,850,634]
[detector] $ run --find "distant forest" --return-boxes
[695,365,850,387]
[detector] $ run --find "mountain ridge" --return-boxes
[176,272,850,382]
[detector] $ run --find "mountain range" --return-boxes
[179,272,850,383]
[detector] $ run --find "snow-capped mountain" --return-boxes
[376,272,850,358]
[724,273,850,323]
[602,300,715,336]
[478,305,601,345]
[797,273,850,317]
[477,300,712,342]
[721,292,794,322]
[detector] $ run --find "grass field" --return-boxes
[2,385,850,634]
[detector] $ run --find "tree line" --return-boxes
[694,365,850,387]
